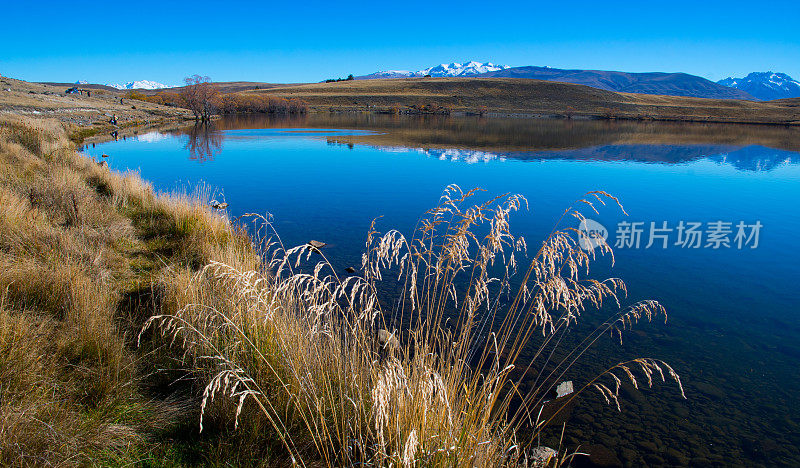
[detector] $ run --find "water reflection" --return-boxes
[179,123,224,161]
[162,114,800,169]
[709,146,800,171]
[363,144,799,171]
[212,113,800,150]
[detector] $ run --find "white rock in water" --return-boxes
[555,380,574,399]
[530,446,557,466]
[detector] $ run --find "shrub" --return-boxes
[214,94,308,115]
[325,74,356,83]
[142,92,181,107]
[124,90,147,101]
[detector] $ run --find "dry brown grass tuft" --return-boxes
[0,116,144,465]
[0,115,242,465]
[146,185,684,466]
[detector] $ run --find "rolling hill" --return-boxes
[477,66,755,100]
[244,77,800,125]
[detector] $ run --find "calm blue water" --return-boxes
[88,116,800,467]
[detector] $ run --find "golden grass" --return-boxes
[0,115,240,465]
[145,185,684,466]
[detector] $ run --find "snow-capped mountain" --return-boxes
[419,61,510,77]
[717,72,800,101]
[106,80,171,90]
[358,61,509,80]
[75,80,89,85]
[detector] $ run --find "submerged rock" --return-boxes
[572,444,622,467]
[530,446,557,466]
[308,240,327,253]
[536,390,576,426]
[693,381,725,400]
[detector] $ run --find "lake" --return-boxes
[86,114,800,467]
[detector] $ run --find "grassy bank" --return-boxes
[0,116,684,467]
[0,116,246,465]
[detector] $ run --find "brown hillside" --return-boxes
[0,76,191,130]
[243,77,800,125]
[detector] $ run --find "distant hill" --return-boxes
[477,66,755,100]
[38,80,173,91]
[358,63,756,100]
[138,81,296,95]
[718,72,800,101]
[38,81,120,92]
[245,77,800,125]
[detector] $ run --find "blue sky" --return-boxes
[1,0,798,85]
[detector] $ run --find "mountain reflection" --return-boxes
[367,144,800,171]
[165,114,800,170]
[708,146,800,171]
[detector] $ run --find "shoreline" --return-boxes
[80,108,800,150]
[5,75,800,142]
[319,107,800,127]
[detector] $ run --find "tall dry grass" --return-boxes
[145,185,684,466]
[0,115,242,465]
[0,116,141,464]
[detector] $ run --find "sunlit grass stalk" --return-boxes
[146,184,684,466]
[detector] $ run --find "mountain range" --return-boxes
[104,80,171,90]
[358,61,800,101]
[75,65,800,101]
[358,61,509,79]
[717,72,800,101]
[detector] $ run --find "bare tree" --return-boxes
[180,75,219,121]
